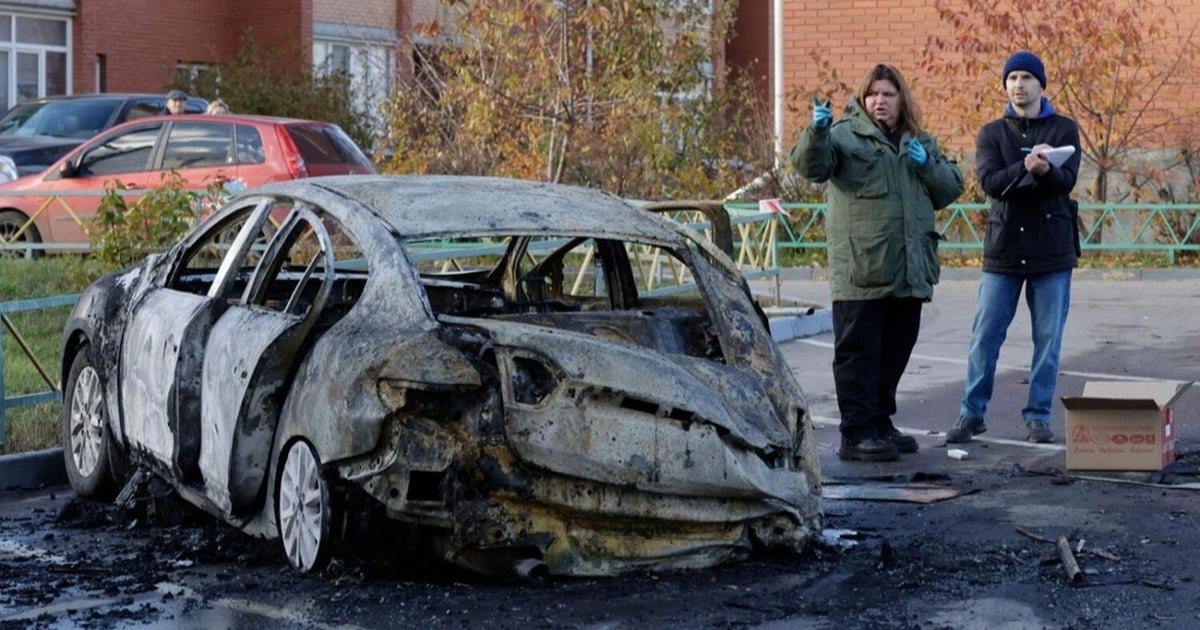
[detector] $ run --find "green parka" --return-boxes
[790,99,964,301]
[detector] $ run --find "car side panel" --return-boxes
[120,288,210,466]
[199,305,299,515]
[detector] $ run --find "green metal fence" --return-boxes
[5,201,1200,450]
[727,202,1200,264]
[0,294,78,448]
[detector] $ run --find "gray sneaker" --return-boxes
[1027,421,1054,443]
[945,416,987,443]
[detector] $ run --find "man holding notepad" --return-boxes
[946,50,1082,445]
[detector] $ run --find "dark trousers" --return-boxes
[831,297,923,440]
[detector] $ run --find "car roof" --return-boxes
[250,175,688,242]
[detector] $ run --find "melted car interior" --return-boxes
[166,199,724,361]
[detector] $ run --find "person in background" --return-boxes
[945,51,1082,445]
[164,89,189,115]
[205,99,229,115]
[791,64,964,462]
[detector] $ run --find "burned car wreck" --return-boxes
[61,174,822,577]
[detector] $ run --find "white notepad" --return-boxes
[1041,146,1075,166]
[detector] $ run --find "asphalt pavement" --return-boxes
[4,267,1200,629]
[755,267,1200,469]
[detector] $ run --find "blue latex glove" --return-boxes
[907,139,928,166]
[812,97,832,129]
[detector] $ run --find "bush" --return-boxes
[89,171,198,271]
[88,172,238,272]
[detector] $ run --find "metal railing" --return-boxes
[726,202,1200,264]
[0,294,79,447]
[6,198,1199,447]
[0,186,220,255]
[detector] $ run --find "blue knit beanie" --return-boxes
[1002,51,1046,88]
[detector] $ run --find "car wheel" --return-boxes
[61,348,116,498]
[0,210,42,260]
[277,439,334,572]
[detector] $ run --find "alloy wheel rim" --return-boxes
[0,223,30,259]
[69,366,104,478]
[278,442,324,571]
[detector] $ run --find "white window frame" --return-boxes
[312,22,397,136]
[0,11,72,109]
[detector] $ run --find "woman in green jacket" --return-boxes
[791,64,964,462]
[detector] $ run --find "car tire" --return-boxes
[0,209,42,259]
[276,439,334,573]
[61,347,116,498]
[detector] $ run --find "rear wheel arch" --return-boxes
[61,330,92,390]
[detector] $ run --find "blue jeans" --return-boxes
[960,270,1072,425]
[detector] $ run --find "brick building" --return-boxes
[727,0,1200,154]
[0,0,457,114]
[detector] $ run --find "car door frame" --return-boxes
[117,196,271,481]
[196,202,336,515]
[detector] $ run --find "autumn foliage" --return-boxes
[378,0,781,200]
[919,0,1200,203]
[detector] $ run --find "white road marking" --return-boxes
[809,414,1065,452]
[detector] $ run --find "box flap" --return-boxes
[1079,381,1194,407]
[1061,396,1161,411]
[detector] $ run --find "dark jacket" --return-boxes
[976,97,1081,274]
[791,99,964,301]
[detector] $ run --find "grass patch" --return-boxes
[2,257,106,454]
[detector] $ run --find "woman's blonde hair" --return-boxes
[205,99,229,115]
[856,64,921,137]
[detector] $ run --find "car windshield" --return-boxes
[0,99,122,139]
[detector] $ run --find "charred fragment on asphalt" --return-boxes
[60,174,822,578]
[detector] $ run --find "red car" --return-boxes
[0,114,375,256]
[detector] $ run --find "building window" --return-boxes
[313,37,394,134]
[175,63,216,95]
[323,43,351,76]
[0,13,71,109]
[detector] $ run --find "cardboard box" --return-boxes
[1061,381,1193,471]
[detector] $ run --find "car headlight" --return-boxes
[0,156,17,183]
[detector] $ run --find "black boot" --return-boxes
[882,428,919,454]
[838,436,900,462]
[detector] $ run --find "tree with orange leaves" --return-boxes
[380,0,779,201]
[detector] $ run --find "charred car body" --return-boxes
[61,175,822,577]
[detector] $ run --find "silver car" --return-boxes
[61,175,821,577]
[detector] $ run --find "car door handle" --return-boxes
[123,182,143,189]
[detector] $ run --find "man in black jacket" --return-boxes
[946,50,1082,444]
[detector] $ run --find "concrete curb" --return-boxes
[768,309,833,343]
[0,447,66,491]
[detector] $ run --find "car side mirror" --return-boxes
[59,160,78,178]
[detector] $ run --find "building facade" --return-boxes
[0,0,458,114]
[727,0,1200,154]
